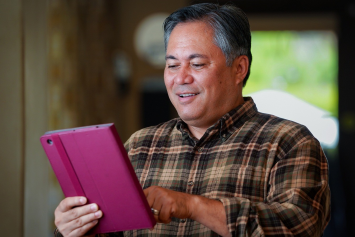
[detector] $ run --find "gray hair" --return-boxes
[163,3,252,86]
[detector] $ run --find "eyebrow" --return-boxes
[165,54,208,60]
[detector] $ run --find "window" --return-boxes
[245,31,338,149]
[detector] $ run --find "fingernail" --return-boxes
[94,211,102,218]
[93,220,98,224]
[79,198,85,204]
[90,204,98,211]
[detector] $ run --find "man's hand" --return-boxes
[54,197,102,237]
[144,186,194,223]
[143,186,231,237]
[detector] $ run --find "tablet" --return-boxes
[40,123,156,234]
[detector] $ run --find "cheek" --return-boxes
[164,73,173,89]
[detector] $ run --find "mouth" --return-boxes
[178,93,199,98]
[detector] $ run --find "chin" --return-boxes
[178,112,195,120]
[178,113,202,124]
[175,106,205,123]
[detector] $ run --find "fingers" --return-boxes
[57,197,87,213]
[60,203,101,225]
[65,219,98,237]
[60,209,102,236]
[54,197,103,237]
[158,204,172,224]
[145,187,163,222]
[144,186,177,224]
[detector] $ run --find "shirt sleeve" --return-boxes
[218,138,331,237]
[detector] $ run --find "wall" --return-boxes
[0,0,24,236]
[23,0,50,236]
[0,0,49,236]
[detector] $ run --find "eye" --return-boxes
[167,64,179,69]
[191,63,205,69]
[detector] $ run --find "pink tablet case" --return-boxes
[40,123,156,234]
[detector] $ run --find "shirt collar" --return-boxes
[176,97,258,145]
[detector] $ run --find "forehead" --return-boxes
[167,21,218,56]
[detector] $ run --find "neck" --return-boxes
[187,125,208,140]
[186,96,245,140]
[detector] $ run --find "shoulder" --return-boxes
[245,111,321,156]
[251,111,314,139]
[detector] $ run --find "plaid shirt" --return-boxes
[99,97,330,237]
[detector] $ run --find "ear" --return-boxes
[232,55,249,86]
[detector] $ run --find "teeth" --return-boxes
[179,93,197,98]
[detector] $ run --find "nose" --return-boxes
[174,66,193,85]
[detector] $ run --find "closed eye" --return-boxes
[192,63,205,69]
[168,64,179,69]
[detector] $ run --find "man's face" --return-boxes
[164,21,244,131]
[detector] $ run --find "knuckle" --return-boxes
[68,208,79,219]
[54,218,60,227]
[74,217,83,227]
[55,205,63,216]
[59,199,68,209]
[166,198,174,206]
[54,216,63,228]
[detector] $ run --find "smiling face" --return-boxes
[164,21,247,138]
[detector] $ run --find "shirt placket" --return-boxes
[177,143,204,235]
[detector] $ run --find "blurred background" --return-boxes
[1,0,355,236]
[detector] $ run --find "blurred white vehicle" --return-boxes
[248,89,338,149]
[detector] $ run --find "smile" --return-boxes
[179,93,199,98]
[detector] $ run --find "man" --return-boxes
[54,3,330,237]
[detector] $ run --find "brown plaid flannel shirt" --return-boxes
[99,97,330,237]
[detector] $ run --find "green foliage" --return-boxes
[244,31,338,116]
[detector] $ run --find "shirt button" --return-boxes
[180,219,186,223]
[187,181,194,186]
[198,147,203,152]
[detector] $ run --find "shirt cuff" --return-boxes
[218,197,254,235]
[54,228,63,237]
